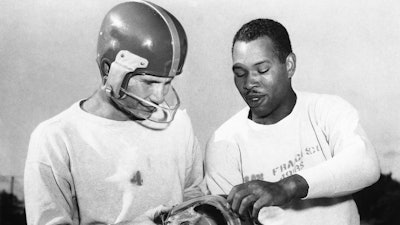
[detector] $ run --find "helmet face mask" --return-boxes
[118,83,181,124]
[97,1,187,124]
[102,50,181,124]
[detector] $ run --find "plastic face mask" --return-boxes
[118,85,180,124]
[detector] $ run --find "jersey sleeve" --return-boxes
[24,124,79,225]
[297,95,380,199]
[205,133,243,196]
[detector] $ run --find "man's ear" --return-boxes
[103,62,110,76]
[101,62,110,85]
[285,53,296,79]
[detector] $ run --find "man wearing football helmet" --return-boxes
[24,1,205,225]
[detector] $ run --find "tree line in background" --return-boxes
[0,190,26,225]
[353,173,400,225]
[0,173,399,225]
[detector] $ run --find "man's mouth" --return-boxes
[137,102,156,113]
[124,97,156,114]
[245,94,265,108]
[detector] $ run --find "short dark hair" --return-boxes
[232,18,292,63]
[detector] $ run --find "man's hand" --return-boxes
[227,174,309,223]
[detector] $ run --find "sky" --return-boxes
[0,0,399,196]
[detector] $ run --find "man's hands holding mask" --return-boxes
[227,174,309,224]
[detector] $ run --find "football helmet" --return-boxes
[96,0,187,124]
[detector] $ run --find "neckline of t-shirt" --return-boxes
[246,92,301,130]
[70,100,140,127]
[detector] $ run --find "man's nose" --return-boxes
[244,72,259,90]
[149,85,167,105]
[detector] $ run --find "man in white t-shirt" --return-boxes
[205,18,380,225]
[24,2,205,225]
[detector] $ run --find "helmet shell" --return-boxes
[97,1,187,78]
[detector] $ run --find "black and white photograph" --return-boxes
[1,0,399,224]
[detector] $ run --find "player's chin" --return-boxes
[138,103,156,114]
[250,104,274,118]
[127,109,151,120]
[121,104,153,119]
[125,100,154,112]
